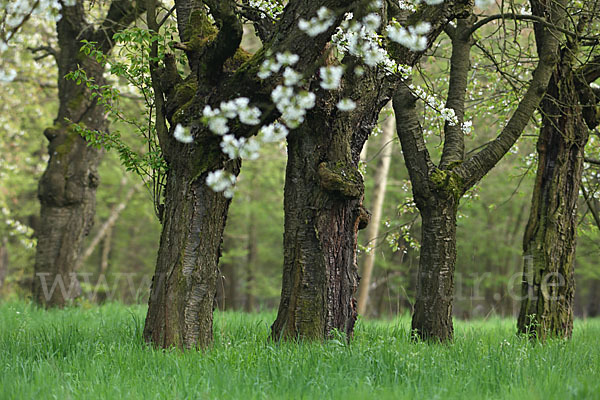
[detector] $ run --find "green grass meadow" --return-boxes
[0,301,598,399]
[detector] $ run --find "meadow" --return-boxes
[1,301,598,399]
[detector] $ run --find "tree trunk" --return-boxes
[517,54,593,340]
[357,109,395,316]
[32,48,104,307]
[143,157,239,349]
[271,108,368,340]
[412,198,459,341]
[31,1,144,307]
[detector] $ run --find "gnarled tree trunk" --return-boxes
[31,1,145,307]
[143,154,239,349]
[271,0,474,341]
[271,104,370,340]
[517,48,599,339]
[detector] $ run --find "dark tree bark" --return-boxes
[143,157,239,349]
[394,4,565,341]
[271,95,374,340]
[517,42,600,339]
[271,0,473,341]
[32,1,145,307]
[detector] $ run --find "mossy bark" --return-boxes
[144,0,365,348]
[31,1,145,307]
[272,70,391,340]
[517,53,594,340]
[33,7,104,307]
[271,109,366,340]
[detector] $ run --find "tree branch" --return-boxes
[455,0,567,191]
[199,0,243,82]
[469,12,595,41]
[439,17,473,169]
[95,0,147,53]
[393,81,436,205]
[147,0,172,154]
[582,184,600,231]
[236,3,277,43]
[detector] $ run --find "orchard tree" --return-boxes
[2,0,147,307]
[393,0,567,341]
[517,5,600,339]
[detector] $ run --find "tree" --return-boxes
[393,2,566,341]
[30,0,145,307]
[517,10,600,339]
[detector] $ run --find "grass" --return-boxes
[0,301,598,399]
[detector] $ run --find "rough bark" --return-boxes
[517,47,600,339]
[271,103,371,340]
[32,1,145,307]
[357,110,395,315]
[144,153,239,349]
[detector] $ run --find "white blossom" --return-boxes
[276,52,300,66]
[173,124,193,143]
[296,91,316,110]
[283,67,302,86]
[386,22,431,52]
[320,66,344,90]
[248,0,283,19]
[208,116,229,135]
[441,108,458,126]
[362,13,381,30]
[206,169,236,198]
[337,98,357,111]
[238,106,261,125]
[462,120,473,135]
[260,122,289,143]
[298,7,335,37]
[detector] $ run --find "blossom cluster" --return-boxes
[386,21,431,52]
[298,7,335,37]
[202,97,262,136]
[248,0,284,20]
[330,12,411,78]
[408,83,460,127]
[2,0,73,27]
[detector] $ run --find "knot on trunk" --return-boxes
[429,167,464,202]
[357,205,370,230]
[317,162,364,199]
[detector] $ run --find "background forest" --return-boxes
[0,0,598,322]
